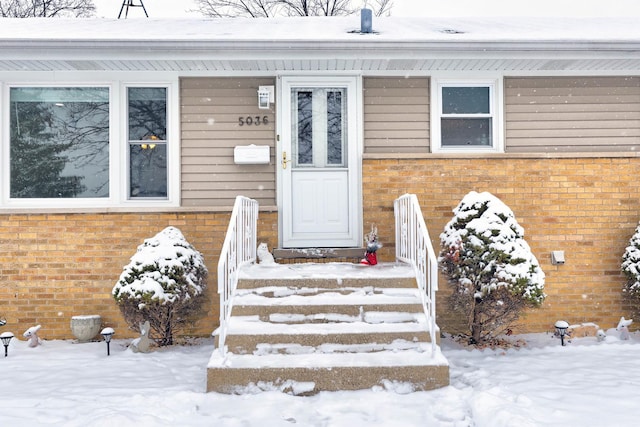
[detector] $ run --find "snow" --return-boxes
[100,327,115,335]
[22,324,42,337]
[2,16,640,44]
[254,340,427,356]
[71,314,100,320]
[235,287,421,306]
[94,0,640,19]
[112,226,207,304]
[1,332,640,426]
[238,262,416,280]
[223,315,427,335]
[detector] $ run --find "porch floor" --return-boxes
[272,247,365,262]
[238,260,417,280]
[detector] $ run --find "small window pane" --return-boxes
[9,87,110,199]
[294,91,313,165]
[128,88,166,141]
[441,118,492,146]
[327,90,345,166]
[442,87,490,114]
[130,144,167,197]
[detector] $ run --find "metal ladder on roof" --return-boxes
[118,0,148,18]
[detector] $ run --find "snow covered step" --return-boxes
[227,314,429,332]
[237,262,417,290]
[223,316,434,354]
[267,310,422,324]
[233,303,424,319]
[214,345,445,368]
[231,287,424,318]
[237,276,418,290]
[207,347,450,394]
[254,339,429,355]
[234,286,421,300]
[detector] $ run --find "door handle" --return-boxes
[282,151,292,169]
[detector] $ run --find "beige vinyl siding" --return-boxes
[505,77,640,152]
[180,77,276,207]
[363,77,429,153]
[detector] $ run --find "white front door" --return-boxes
[279,76,361,248]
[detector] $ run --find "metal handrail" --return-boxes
[394,193,439,355]
[216,196,259,357]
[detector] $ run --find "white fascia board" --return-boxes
[2,39,640,60]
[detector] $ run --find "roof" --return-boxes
[1,16,640,73]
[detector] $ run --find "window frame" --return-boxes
[1,78,179,209]
[125,85,169,200]
[431,77,503,153]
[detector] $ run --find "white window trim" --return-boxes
[0,77,180,209]
[431,77,504,153]
[121,82,179,205]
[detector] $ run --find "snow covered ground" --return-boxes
[1,330,639,426]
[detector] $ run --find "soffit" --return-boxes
[1,56,640,73]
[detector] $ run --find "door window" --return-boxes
[291,88,347,168]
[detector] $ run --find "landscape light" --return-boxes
[101,327,115,356]
[0,331,14,357]
[554,320,569,346]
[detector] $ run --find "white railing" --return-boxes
[216,196,259,357]
[394,193,439,355]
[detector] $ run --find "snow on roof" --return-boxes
[2,16,638,73]
[0,16,640,45]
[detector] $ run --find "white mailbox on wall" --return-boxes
[234,144,270,164]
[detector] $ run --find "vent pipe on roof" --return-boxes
[361,8,373,33]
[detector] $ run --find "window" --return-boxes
[127,87,167,199]
[433,80,501,152]
[4,82,176,208]
[9,87,110,198]
[291,87,347,168]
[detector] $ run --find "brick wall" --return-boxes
[0,210,278,340]
[2,156,637,340]
[363,156,640,334]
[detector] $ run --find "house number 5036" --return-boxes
[238,116,269,126]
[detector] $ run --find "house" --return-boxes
[0,14,639,342]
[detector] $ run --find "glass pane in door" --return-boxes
[294,91,313,165]
[327,89,345,166]
[292,88,347,168]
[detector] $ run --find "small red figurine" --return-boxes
[360,224,382,265]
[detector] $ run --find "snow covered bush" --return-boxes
[112,226,208,346]
[621,222,640,318]
[439,191,545,344]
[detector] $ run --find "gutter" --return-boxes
[1,39,640,61]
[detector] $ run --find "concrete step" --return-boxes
[223,315,435,354]
[232,304,425,319]
[237,262,417,290]
[207,348,450,394]
[253,339,428,355]
[234,285,422,300]
[232,287,424,318]
[238,276,418,290]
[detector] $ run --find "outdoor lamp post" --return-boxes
[100,327,114,356]
[0,331,14,357]
[555,320,570,346]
